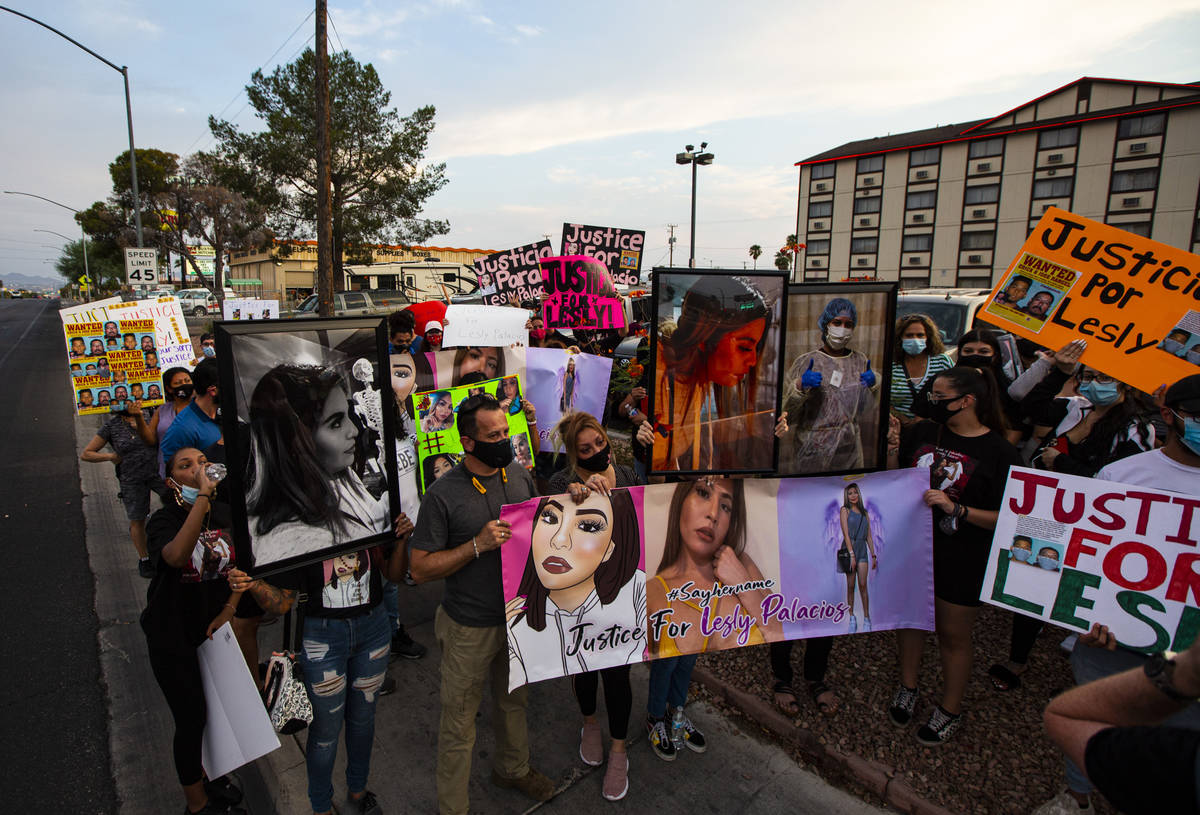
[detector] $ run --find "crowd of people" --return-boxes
[78,301,1200,815]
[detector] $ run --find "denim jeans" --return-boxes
[647,654,699,718]
[298,603,391,813]
[383,579,399,633]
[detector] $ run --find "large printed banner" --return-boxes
[474,240,554,307]
[538,255,625,330]
[501,468,933,690]
[524,347,613,452]
[981,467,1200,653]
[411,376,534,492]
[64,316,167,414]
[561,223,645,287]
[980,208,1200,393]
[61,295,193,368]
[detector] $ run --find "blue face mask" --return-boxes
[178,483,200,504]
[202,345,216,358]
[1188,351,1200,365]
[1037,555,1060,571]
[1078,381,1121,406]
[1012,547,1031,563]
[902,338,926,356]
[1175,412,1200,457]
[1162,339,1185,355]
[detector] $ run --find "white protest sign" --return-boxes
[197,623,280,779]
[981,466,1200,654]
[443,304,529,347]
[124,247,159,287]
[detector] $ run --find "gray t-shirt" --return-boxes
[410,461,536,627]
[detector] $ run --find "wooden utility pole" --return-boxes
[315,0,334,316]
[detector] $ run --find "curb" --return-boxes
[692,666,958,815]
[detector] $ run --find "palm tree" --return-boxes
[748,244,762,269]
[774,251,790,271]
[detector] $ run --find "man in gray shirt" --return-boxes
[410,394,554,815]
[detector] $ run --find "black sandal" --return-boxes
[772,681,799,716]
[988,663,1023,692]
[807,681,839,716]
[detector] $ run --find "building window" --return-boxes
[1032,177,1074,198]
[901,234,933,252]
[806,239,830,255]
[850,237,878,254]
[906,190,937,209]
[1112,222,1152,238]
[909,147,941,166]
[968,138,1004,158]
[811,163,835,179]
[856,155,884,173]
[964,184,1000,205]
[1111,168,1159,192]
[1037,127,1079,149]
[961,231,996,250]
[808,200,833,218]
[1118,113,1165,139]
[853,196,882,214]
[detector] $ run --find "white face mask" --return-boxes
[826,325,854,350]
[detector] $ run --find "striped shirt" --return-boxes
[890,353,954,417]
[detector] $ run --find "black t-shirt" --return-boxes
[900,420,1022,604]
[273,545,390,619]
[142,497,238,651]
[1085,726,1200,815]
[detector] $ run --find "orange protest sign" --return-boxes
[980,207,1200,393]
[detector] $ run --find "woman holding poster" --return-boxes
[889,366,1022,746]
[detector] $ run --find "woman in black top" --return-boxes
[887,367,1023,746]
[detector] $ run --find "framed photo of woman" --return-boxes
[215,317,399,577]
[776,283,897,477]
[648,268,788,475]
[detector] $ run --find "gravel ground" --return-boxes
[694,606,1120,815]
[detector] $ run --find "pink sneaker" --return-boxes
[580,720,603,766]
[602,751,628,801]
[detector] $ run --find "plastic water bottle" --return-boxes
[670,707,685,751]
[205,463,227,483]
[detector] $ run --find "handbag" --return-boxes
[262,651,313,734]
[837,548,852,574]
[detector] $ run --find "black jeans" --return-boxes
[1010,613,1044,664]
[573,665,632,740]
[769,637,834,687]
[147,646,207,786]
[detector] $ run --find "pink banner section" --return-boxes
[539,254,626,330]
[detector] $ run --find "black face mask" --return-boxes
[467,436,514,469]
[173,384,195,401]
[959,354,995,370]
[577,445,610,473]
[926,397,965,425]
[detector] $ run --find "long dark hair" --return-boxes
[517,489,641,632]
[843,482,866,512]
[933,366,1008,434]
[452,346,505,386]
[957,328,1011,383]
[325,551,368,589]
[655,478,747,575]
[246,364,347,537]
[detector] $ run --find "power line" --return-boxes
[328,8,346,53]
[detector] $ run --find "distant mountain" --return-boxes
[1,271,62,290]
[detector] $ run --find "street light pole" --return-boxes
[0,5,144,246]
[34,228,88,283]
[676,142,714,269]
[690,159,698,269]
[7,190,90,285]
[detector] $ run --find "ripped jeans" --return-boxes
[298,603,391,813]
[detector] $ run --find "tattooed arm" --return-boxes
[228,568,297,614]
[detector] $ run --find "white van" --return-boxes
[896,288,993,350]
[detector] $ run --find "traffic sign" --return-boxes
[124,248,159,287]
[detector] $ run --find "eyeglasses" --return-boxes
[1076,373,1115,385]
[927,393,962,404]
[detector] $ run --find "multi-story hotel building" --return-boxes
[793,77,1200,287]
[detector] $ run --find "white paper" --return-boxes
[197,622,281,779]
[443,304,529,347]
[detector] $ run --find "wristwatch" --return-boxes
[1144,650,1198,701]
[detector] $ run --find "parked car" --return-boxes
[173,287,236,316]
[896,288,995,352]
[288,289,412,318]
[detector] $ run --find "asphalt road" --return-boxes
[0,299,117,812]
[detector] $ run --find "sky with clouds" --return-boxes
[1,0,1199,286]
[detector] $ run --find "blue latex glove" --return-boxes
[800,359,822,390]
[860,359,876,388]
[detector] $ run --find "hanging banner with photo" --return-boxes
[525,347,613,452]
[981,466,1200,653]
[560,223,646,287]
[649,268,788,475]
[474,240,554,307]
[778,283,896,477]
[221,298,280,321]
[424,345,527,393]
[979,208,1200,393]
[411,376,535,492]
[63,317,165,414]
[500,468,933,690]
[539,255,625,330]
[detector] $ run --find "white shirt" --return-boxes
[507,572,647,691]
[1095,448,1200,493]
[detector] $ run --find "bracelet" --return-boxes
[198,492,214,501]
[472,537,480,559]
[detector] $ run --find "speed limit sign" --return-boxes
[124,247,159,286]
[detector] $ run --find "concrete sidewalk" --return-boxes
[80,412,887,815]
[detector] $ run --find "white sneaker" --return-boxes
[1031,790,1091,815]
[863,617,872,632]
[848,615,857,633]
